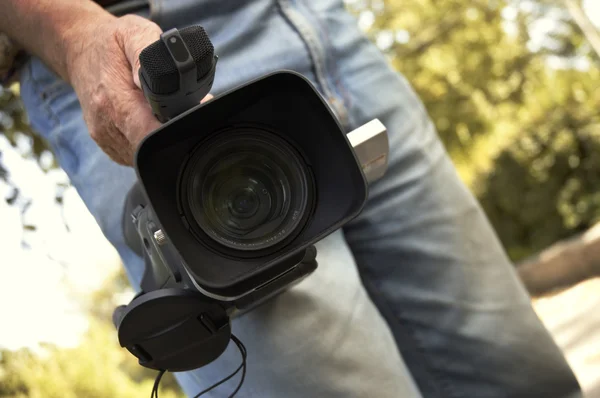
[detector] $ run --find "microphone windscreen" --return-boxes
[139,25,214,95]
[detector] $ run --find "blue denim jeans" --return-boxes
[19,0,581,397]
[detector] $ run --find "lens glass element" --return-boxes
[183,128,311,252]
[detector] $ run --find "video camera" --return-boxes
[112,25,389,375]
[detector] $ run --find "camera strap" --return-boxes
[151,334,247,398]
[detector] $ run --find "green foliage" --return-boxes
[0,269,185,398]
[475,66,600,258]
[351,0,531,155]
[0,83,53,168]
[0,320,184,398]
[348,0,600,261]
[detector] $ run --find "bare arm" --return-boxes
[0,1,209,165]
[0,0,112,83]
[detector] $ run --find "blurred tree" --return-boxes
[0,267,185,398]
[474,65,600,259]
[348,0,534,159]
[0,83,53,167]
[541,0,600,58]
[347,0,600,262]
[0,320,184,398]
[0,82,64,242]
[521,0,598,60]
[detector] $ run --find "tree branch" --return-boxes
[563,0,600,59]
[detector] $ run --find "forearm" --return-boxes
[3,2,166,165]
[0,0,115,83]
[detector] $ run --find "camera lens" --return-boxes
[201,153,287,241]
[229,188,259,218]
[182,127,312,252]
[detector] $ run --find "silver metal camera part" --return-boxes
[347,119,389,184]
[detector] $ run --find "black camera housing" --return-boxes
[113,27,387,376]
[134,71,368,300]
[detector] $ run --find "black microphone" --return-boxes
[138,25,217,122]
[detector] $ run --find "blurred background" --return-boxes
[0,0,599,396]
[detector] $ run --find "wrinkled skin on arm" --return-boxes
[1,1,211,165]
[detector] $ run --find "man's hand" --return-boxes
[68,15,214,166]
[64,15,163,165]
[1,1,212,165]
[64,14,214,165]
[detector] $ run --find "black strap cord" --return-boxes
[151,369,166,398]
[151,333,247,398]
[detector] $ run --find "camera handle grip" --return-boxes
[138,26,218,122]
[122,25,219,291]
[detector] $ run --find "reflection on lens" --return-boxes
[229,188,259,218]
[182,127,311,252]
[203,152,285,241]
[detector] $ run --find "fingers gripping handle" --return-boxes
[138,25,218,122]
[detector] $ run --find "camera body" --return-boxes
[133,70,368,299]
[113,27,389,374]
